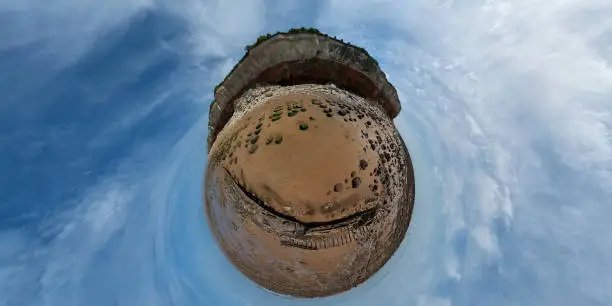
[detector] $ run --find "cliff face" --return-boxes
[208,32,401,151]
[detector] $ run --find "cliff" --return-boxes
[207,28,401,151]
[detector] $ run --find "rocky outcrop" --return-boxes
[208,31,401,151]
[205,83,414,297]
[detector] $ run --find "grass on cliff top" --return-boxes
[212,27,380,93]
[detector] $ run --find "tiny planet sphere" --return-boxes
[204,28,415,298]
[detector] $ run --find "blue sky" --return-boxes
[1,0,611,305]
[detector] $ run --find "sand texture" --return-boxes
[205,84,415,297]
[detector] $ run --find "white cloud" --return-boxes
[318,0,612,305]
[161,0,266,58]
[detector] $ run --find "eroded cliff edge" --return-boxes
[207,28,401,151]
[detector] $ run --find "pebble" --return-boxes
[360,159,368,170]
[275,135,283,144]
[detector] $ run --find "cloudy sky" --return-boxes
[1,0,611,305]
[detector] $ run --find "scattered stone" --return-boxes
[360,159,368,170]
[322,202,335,211]
[309,117,315,121]
[249,144,259,154]
[326,113,333,117]
[351,171,356,178]
[275,135,283,144]
[265,136,273,145]
[334,183,343,192]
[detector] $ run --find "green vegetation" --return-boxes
[274,135,283,144]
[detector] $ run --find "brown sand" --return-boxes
[221,92,380,223]
[205,84,415,297]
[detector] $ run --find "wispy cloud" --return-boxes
[319,0,612,305]
[2,0,611,305]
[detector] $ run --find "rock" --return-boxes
[360,159,368,170]
[275,135,283,144]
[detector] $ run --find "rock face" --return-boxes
[208,31,401,151]
[204,30,414,298]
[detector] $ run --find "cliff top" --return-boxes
[214,27,378,91]
[208,28,401,151]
